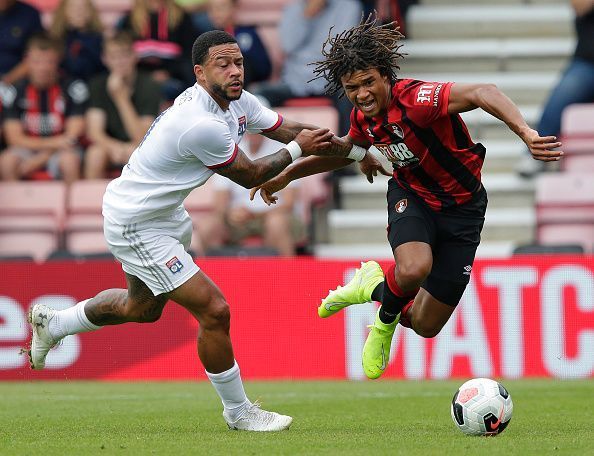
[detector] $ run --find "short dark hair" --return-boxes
[105,30,134,49]
[192,30,237,66]
[311,15,405,96]
[26,31,64,55]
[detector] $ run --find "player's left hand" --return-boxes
[522,128,563,162]
[359,151,391,183]
[250,174,289,205]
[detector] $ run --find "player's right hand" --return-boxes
[294,128,333,156]
[522,128,563,162]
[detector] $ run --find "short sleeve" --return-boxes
[241,90,282,133]
[348,108,368,144]
[180,117,238,169]
[399,80,453,128]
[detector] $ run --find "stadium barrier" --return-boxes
[1,257,592,380]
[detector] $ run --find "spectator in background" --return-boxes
[197,0,272,87]
[517,0,594,178]
[0,33,88,184]
[85,32,161,179]
[250,0,361,136]
[197,136,303,257]
[0,0,43,85]
[49,0,105,82]
[118,0,197,101]
[175,0,210,33]
[362,0,418,35]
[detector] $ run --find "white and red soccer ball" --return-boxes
[451,378,513,436]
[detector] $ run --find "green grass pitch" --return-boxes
[1,380,592,455]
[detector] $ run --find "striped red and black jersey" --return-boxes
[348,79,486,211]
[3,78,88,137]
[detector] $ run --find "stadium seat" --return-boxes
[560,103,594,172]
[512,243,585,255]
[236,0,290,26]
[0,232,58,263]
[64,180,111,255]
[535,173,594,252]
[185,179,218,254]
[0,182,66,260]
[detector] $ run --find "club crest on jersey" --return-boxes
[385,122,404,139]
[395,198,408,213]
[237,115,247,135]
[166,256,183,274]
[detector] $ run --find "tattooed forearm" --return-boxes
[216,150,292,188]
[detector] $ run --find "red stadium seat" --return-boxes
[0,232,58,263]
[560,103,594,172]
[0,181,66,235]
[64,179,110,254]
[535,173,594,252]
[0,180,64,261]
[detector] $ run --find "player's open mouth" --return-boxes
[358,100,376,113]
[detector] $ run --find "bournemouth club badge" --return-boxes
[395,198,408,213]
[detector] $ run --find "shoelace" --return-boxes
[239,401,277,425]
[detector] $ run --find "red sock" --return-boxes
[398,299,415,328]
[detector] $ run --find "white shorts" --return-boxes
[104,209,200,296]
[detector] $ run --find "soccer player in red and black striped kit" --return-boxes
[250,16,563,379]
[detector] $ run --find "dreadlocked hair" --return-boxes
[311,14,405,97]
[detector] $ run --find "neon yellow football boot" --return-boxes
[362,308,399,379]
[318,261,384,318]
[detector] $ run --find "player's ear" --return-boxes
[194,64,206,83]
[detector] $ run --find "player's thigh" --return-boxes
[394,241,433,282]
[387,180,436,254]
[125,272,168,321]
[166,269,228,326]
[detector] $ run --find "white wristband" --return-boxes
[347,144,367,162]
[285,140,302,162]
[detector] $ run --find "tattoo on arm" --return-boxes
[262,118,316,143]
[215,147,292,188]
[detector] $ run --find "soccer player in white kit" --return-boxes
[26,31,381,431]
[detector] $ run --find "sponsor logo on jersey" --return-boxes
[463,265,472,275]
[415,83,443,107]
[238,115,246,135]
[395,198,408,213]
[166,256,184,274]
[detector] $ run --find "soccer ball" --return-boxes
[451,378,513,436]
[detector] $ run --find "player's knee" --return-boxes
[397,261,431,287]
[203,297,231,330]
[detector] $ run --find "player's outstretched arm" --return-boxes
[448,83,563,162]
[214,128,333,189]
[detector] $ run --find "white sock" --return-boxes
[48,299,101,339]
[206,361,249,420]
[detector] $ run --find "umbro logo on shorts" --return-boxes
[395,198,407,213]
[166,256,184,274]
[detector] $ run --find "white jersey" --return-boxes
[102,83,282,224]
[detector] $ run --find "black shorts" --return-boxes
[386,179,487,295]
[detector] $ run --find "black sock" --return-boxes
[371,282,384,302]
[379,281,411,324]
